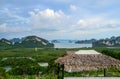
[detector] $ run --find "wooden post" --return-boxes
[61,64,64,79]
[57,64,60,79]
[104,68,106,77]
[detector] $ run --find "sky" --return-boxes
[0,0,120,40]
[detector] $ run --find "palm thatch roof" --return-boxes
[55,50,120,72]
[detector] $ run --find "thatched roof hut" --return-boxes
[55,50,120,72]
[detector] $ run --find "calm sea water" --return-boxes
[54,43,92,48]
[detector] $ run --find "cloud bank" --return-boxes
[0,0,120,39]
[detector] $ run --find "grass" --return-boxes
[0,48,66,62]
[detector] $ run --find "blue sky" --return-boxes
[0,0,120,40]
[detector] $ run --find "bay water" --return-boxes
[54,43,92,48]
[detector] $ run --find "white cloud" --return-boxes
[77,17,103,29]
[28,8,120,39]
[0,23,31,33]
[107,20,117,27]
[29,8,71,30]
[0,23,7,33]
[1,5,120,39]
[76,17,118,30]
[70,5,77,11]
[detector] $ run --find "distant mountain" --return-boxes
[93,36,120,47]
[51,39,96,44]
[75,39,96,44]
[0,36,54,49]
[51,40,60,43]
[10,38,22,43]
[51,39,77,43]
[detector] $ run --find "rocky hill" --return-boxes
[93,36,120,47]
[0,36,54,49]
[0,38,12,45]
[0,38,12,49]
[19,36,54,48]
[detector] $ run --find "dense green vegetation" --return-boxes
[0,48,66,78]
[0,47,120,78]
[8,66,46,75]
[95,47,120,60]
[0,48,66,62]
[0,67,6,79]
[0,58,38,67]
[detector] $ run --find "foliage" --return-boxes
[8,66,46,75]
[47,59,58,74]
[41,74,57,79]
[0,67,6,79]
[0,58,39,67]
[95,48,120,60]
[0,48,66,61]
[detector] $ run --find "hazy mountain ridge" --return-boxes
[10,38,23,43]
[0,36,54,49]
[1,36,120,48]
[51,39,76,43]
[51,39,96,44]
[93,36,120,47]
[75,39,96,44]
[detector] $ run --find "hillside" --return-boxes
[93,36,120,47]
[0,36,54,49]
[18,36,54,48]
[0,38,12,49]
[75,39,96,44]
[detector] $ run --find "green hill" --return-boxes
[18,36,54,48]
[93,36,120,47]
[0,36,54,49]
[0,38,12,49]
